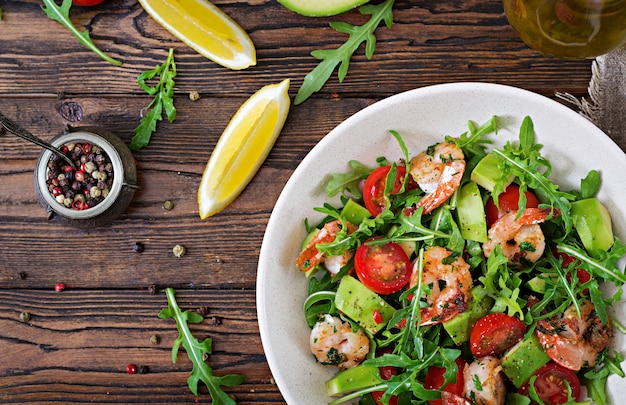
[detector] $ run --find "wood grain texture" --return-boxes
[0,0,593,403]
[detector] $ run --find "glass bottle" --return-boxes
[503,0,626,58]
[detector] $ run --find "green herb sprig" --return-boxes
[158,288,245,403]
[41,0,122,66]
[131,48,177,151]
[294,0,395,105]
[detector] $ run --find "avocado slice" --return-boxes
[326,364,382,396]
[335,275,395,334]
[525,273,558,294]
[501,333,550,387]
[277,0,370,16]
[443,286,494,344]
[570,198,614,252]
[457,181,488,243]
[341,199,371,225]
[470,153,514,193]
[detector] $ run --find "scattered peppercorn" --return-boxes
[172,244,186,258]
[54,283,66,292]
[162,200,174,210]
[189,91,200,101]
[202,353,210,362]
[138,365,149,374]
[148,284,157,295]
[126,364,138,374]
[149,335,160,345]
[133,242,145,253]
[19,311,31,322]
[210,316,222,326]
[17,271,27,280]
[196,306,210,316]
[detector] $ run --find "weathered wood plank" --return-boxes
[0,0,591,98]
[0,289,284,404]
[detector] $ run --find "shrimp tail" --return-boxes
[416,160,465,214]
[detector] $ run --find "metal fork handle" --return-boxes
[0,112,77,170]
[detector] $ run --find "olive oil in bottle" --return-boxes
[504,0,626,58]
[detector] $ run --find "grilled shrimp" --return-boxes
[536,300,611,371]
[483,208,557,266]
[309,314,370,370]
[296,219,356,272]
[410,246,473,325]
[463,356,506,405]
[409,142,465,214]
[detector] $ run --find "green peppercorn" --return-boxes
[150,335,160,345]
[172,244,186,258]
[163,200,174,211]
[189,91,200,101]
[19,311,31,322]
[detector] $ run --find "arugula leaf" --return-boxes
[41,0,122,66]
[580,169,601,199]
[326,160,373,198]
[493,116,576,235]
[294,0,395,105]
[158,288,245,403]
[131,48,177,151]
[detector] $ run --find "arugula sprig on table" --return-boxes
[41,0,122,66]
[294,0,395,105]
[159,288,245,403]
[131,48,177,151]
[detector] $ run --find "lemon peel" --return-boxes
[198,79,291,219]
[138,0,256,70]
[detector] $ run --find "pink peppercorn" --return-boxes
[54,283,65,292]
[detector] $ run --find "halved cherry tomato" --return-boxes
[518,363,581,404]
[354,238,411,295]
[363,165,414,216]
[424,357,467,405]
[72,0,105,5]
[469,313,526,357]
[485,184,540,227]
[553,249,591,295]
[372,347,399,405]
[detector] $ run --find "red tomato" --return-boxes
[424,357,467,405]
[372,347,399,405]
[72,0,105,5]
[553,249,591,295]
[518,363,582,404]
[485,184,540,227]
[355,238,412,295]
[363,165,413,216]
[469,313,526,357]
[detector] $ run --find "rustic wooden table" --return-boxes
[0,0,599,404]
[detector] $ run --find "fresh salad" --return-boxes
[295,116,626,405]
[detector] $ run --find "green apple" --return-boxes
[278,0,371,16]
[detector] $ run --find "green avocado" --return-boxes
[443,286,494,345]
[501,333,550,387]
[570,198,614,252]
[341,198,371,225]
[326,364,382,396]
[525,273,557,294]
[334,275,395,334]
[470,153,514,193]
[277,0,370,17]
[457,181,488,243]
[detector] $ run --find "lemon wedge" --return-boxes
[198,79,291,219]
[138,0,256,70]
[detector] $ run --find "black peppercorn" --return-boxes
[133,242,145,253]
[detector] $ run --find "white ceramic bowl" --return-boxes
[257,82,626,404]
